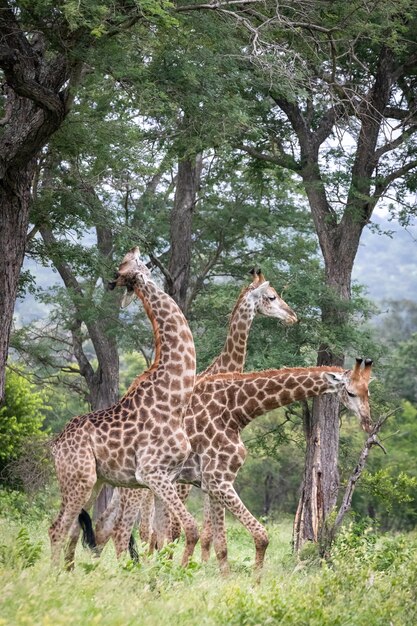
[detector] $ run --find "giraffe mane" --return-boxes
[225,272,265,329]
[228,283,253,321]
[124,284,162,394]
[197,282,255,379]
[195,365,348,388]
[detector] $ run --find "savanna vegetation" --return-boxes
[1,0,417,623]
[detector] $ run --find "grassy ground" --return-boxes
[1,509,417,626]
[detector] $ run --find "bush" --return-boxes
[0,370,49,480]
[0,527,42,570]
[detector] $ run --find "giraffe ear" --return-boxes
[250,281,270,297]
[323,372,345,386]
[120,288,136,308]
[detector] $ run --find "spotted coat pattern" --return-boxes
[48,248,197,569]
[94,272,298,555]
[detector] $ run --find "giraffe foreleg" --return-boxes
[200,492,213,562]
[153,496,172,549]
[207,494,229,575]
[65,518,82,570]
[142,471,199,567]
[170,484,192,542]
[138,489,155,545]
[111,491,142,558]
[208,482,269,572]
[94,488,121,552]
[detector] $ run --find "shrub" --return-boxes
[0,370,49,481]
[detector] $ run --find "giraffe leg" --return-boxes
[138,489,155,545]
[170,484,192,542]
[200,492,213,562]
[152,484,191,548]
[64,518,82,570]
[111,492,143,558]
[154,496,172,549]
[94,488,121,552]
[207,494,229,575]
[208,482,269,572]
[142,471,199,567]
[49,481,96,569]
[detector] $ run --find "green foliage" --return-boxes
[361,469,417,512]
[331,519,414,574]
[0,371,49,476]
[237,408,305,517]
[385,333,417,403]
[119,352,147,395]
[338,400,417,531]
[121,541,200,589]
[0,487,53,522]
[0,527,42,570]
[1,507,417,625]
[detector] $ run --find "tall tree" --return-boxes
[0,0,175,401]
[229,1,417,549]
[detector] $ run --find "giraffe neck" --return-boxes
[125,279,196,408]
[201,366,345,429]
[199,294,254,379]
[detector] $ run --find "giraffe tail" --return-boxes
[128,534,139,562]
[78,509,97,551]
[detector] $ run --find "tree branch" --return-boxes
[322,408,400,555]
[176,0,263,12]
[374,124,417,162]
[374,158,417,197]
[238,142,301,172]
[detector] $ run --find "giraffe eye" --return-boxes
[347,391,356,398]
[268,296,276,301]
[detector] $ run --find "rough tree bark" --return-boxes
[0,2,76,400]
[284,46,398,551]
[39,224,120,412]
[166,154,203,315]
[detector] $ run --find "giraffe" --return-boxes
[94,358,374,572]
[48,246,198,569]
[93,268,298,554]
[176,358,373,573]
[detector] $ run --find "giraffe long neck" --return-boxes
[205,367,345,429]
[126,279,196,408]
[199,295,254,379]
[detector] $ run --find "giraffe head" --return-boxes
[323,358,374,433]
[247,268,297,325]
[109,246,152,293]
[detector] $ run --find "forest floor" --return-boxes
[1,504,417,626]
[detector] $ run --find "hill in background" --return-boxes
[353,214,417,302]
[14,215,417,325]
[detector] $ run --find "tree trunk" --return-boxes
[39,216,120,517]
[166,154,202,315]
[263,472,274,517]
[0,165,36,401]
[293,255,352,552]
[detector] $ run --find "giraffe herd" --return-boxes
[49,246,374,572]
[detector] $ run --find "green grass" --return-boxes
[1,512,417,626]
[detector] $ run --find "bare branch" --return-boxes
[374,124,417,162]
[176,0,264,13]
[238,143,301,172]
[322,407,400,555]
[148,250,174,287]
[374,158,417,198]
